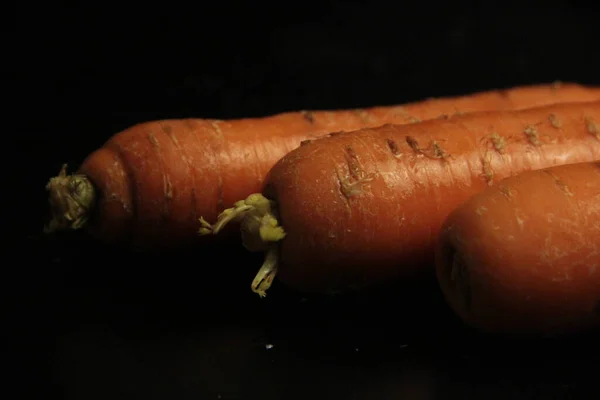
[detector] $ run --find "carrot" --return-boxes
[46,82,600,251]
[200,101,600,297]
[435,161,600,337]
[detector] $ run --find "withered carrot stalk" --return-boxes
[435,161,600,337]
[200,101,600,297]
[46,82,600,251]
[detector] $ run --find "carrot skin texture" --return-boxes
[260,101,600,294]
[74,83,600,250]
[435,162,600,337]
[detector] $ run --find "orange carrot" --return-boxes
[201,101,600,297]
[46,82,600,251]
[434,161,600,337]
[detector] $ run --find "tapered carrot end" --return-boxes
[44,164,96,234]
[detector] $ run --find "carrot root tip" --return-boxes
[44,164,96,233]
[251,245,280,297]
[198,193,286,297]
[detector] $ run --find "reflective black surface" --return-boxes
[12,2,600,399]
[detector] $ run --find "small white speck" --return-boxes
[265,344,274,350]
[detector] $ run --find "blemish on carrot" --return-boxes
[211,120,223,136]
[544,170,574,197]
[406,136,422,154]
[438,114,450,120]
[148,133,160,147]
[161,124,173,135]
[300,139,312,146]
[524,125,542,146]
[338,146,375,199]
[301,110,315,124]
[353,108,371,124]
[163,175,173,199]
[551,80,563,90]
[585,116,599,140]
[548,113,561,128]
[480,154,494,186]
[327,131,344,138]
[431,141,450,160]
[386,138,401,157]
[489,132,506,154]
[345,146,365,180]
[408,116,421,124]
[475,206,487,216]
[515,214,525,230]
[499,185,515,199]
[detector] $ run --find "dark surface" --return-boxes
[9,2,600,399]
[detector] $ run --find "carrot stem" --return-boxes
[199,193,286,296]
[44,164,96,233]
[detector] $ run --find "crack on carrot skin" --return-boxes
[548,113,561,128]
[406,136,451,160]
[386,138,401,157]
[345,146,364,180]
[524,125,542,146]
[406,136,423,155]
[543,170,574,197]
[301,110,315,124]
[148,132,173,222]
[162,122,198,224]
[338,145,375,199]
[585,116,600,140]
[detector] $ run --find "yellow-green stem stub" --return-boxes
[45,164,96,233]
[198,193,286,297]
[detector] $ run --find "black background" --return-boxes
[9,1,600,399]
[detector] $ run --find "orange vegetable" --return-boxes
[46,82,600,251]
[201,101,600,297]
[435,161,600,337]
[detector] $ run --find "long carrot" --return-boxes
[46,82,600,251]
[435,161,600,337]
[201,101,600,297]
